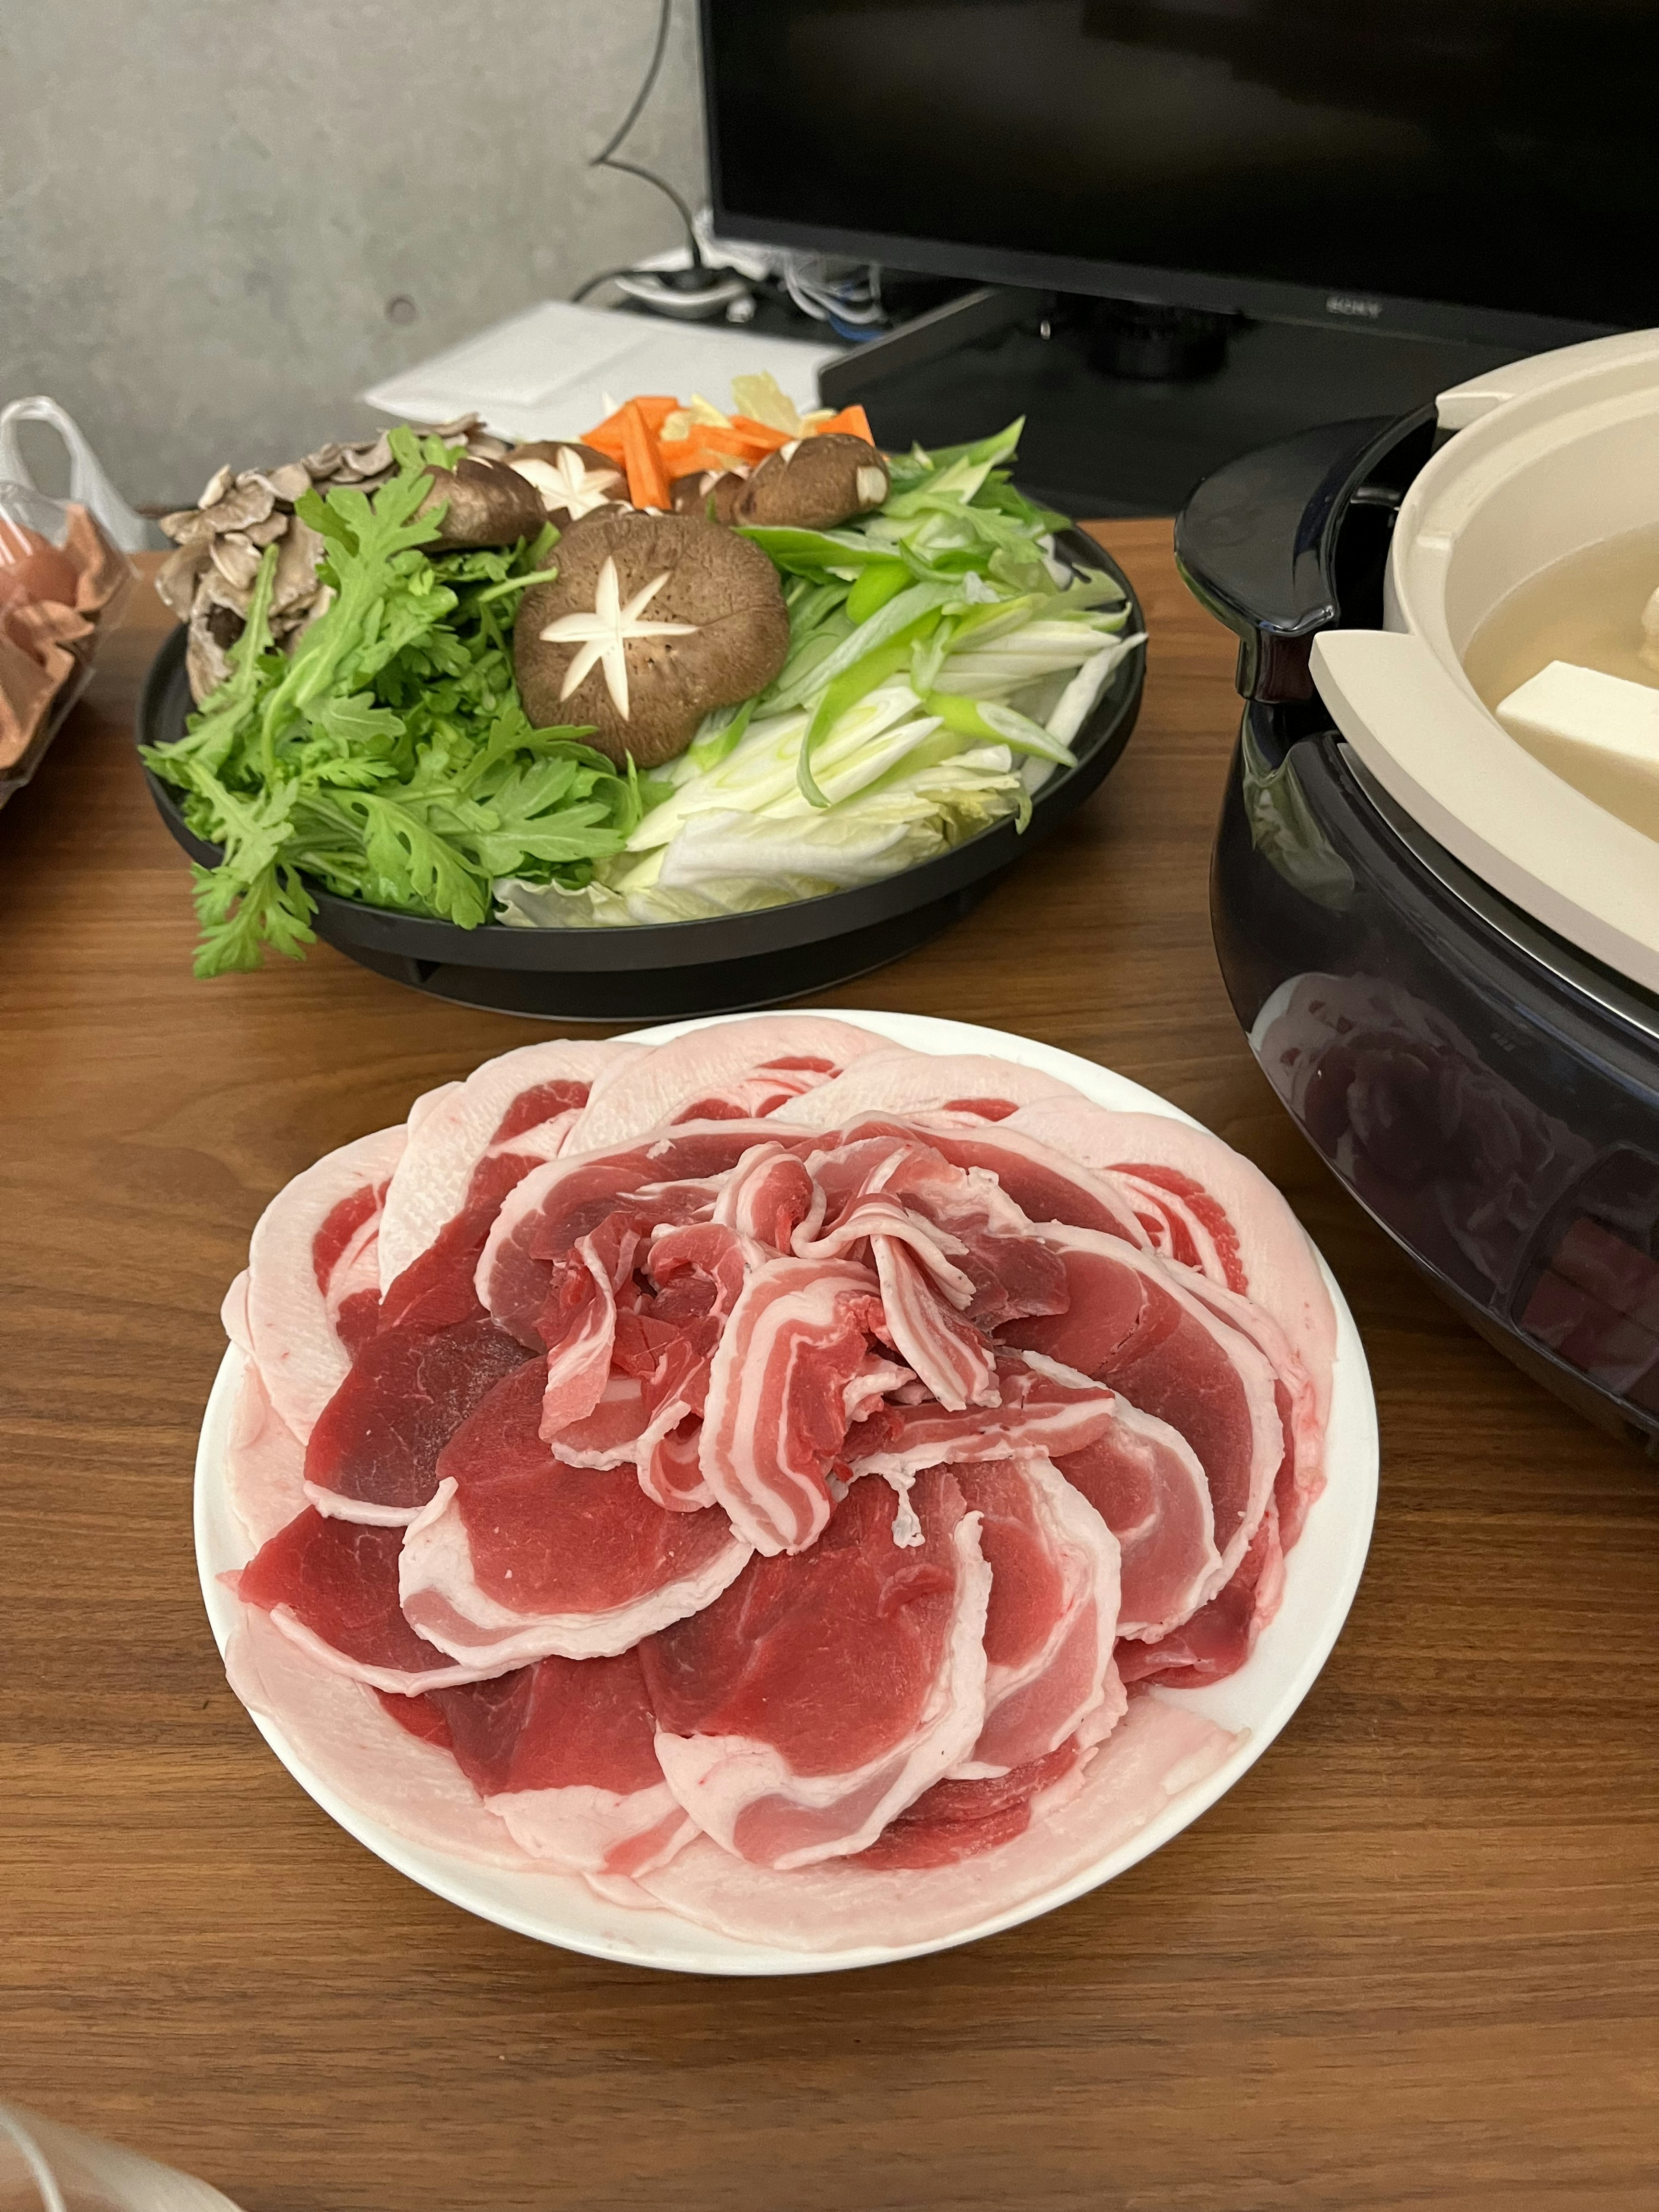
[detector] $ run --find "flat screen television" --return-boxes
[700,0,1659,349]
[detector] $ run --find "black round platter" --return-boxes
[138,528,1144,1020]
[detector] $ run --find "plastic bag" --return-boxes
[0,469,134,802]
[0,394,150,552]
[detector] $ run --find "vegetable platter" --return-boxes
[140,386,1146,1018]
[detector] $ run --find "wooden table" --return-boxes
[3,531,1656,2212]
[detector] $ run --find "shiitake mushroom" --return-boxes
[417,455,548,547]
[515,507,789,769]
[506,440,627,522]
[733,434,890,531]
[670,467,751,525]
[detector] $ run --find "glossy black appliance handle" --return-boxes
[1174,407,1436,705]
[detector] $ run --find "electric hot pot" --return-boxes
[1176,330,1659,1449]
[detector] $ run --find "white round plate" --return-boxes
[196,1010,1378,1975]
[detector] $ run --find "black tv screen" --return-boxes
[702,0,1659,343]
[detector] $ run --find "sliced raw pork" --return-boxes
[641,1469,991,1869]
[1053,1401,1220,1641]
[1007,1095,1336,1424]
[225,1608,542,1870]
[1117,1497,1287,1689]
[845,1351,1125,1476]
[234,1507,509,1693]
[238,1124,405,1441]
[376,1039,641,1291]
[422,1650,696,1878]
[224,1358,308,1554]
[949,1456,1124,1778]
[635,1689,1238,1953]
[786,1050,1079,1127]
[1003,1226,1283,1582]
[565,1015,893,1150]
[475,1120,790,1347]
[697,1255,888,1554]
[302,1309,533,1525]
[397,1361,751,1666]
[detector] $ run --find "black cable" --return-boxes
[591,0,674,168]
[573,0,702,300]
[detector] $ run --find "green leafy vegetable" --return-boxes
[145,429,640,974]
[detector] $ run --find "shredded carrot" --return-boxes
[817,404,875,444]
[618,399,671,510]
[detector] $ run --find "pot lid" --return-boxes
[1312,329,1659,996]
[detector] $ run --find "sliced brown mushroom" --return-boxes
[417,455,547,548]
[514,508,789,769]
[671,467,750,526]
[734,433,890,531]
[506,440,626,522]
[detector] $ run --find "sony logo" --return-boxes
[1326,294,1383,319]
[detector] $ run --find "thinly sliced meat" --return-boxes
[426,1653,696,1878]
[242,1125,406,1440]
[1002,1226,1282,1582]
[641,1470,991,1870]
[474,1121,788,1347]
[566,1016,893,1150]
[1007,1096,1336,1427]
[635,1689,1238,1952]
[845,1351,1123,1476]
[233,1508,507,1692]
[855,1742,1089,1869]
[1165,1265,1325,1551]
[224,1609,540,1870]
[375,1040,639,1293]
[224,1358,308,1555]
[906,1120,1153,1246]
[1118,1497,1286,1690]
[786,1052,1080,1128]
[712,1144,821,1249]
[872,1237,998,1412]
[698,1255,887,1554]
[302,1316,533,1524]
[950,1456,1123,1778]
[1055,1399,1221,1640]
[397,1363,751,1665]
[537,1226,637,1441]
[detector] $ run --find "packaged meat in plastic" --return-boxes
[0,474,133,802]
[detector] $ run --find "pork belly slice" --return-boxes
[421,1651,696,1879]
[1007,1096,1336,1430]
[1118,1496,1287,1691]
[640,1469,991,1871]
[377,1040,642,1293]
[784,1050,1081,1128]
[474,1120,792,1348]
[1003,1227,1282,1585]
[224,1608,540,1869]
[224,1359,308,1556]
[566,1014,895,1151]
[697,1254,888,1554]
[635,1689,1239,1952]
[397,1362,751,1667]
[233,1508,509,1692]
[846,1350,1124,1476]
[236,1124,406,1442]
[949,1456,1124,1779]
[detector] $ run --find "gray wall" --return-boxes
[0,0,706,509]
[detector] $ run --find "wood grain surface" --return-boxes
[2,531,1656,2212]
